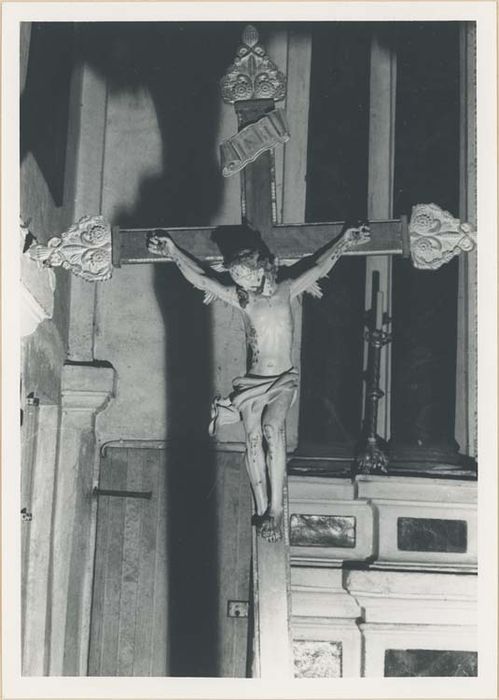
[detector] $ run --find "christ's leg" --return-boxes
[240,401,267,518]
[208,395,240,436]
[259,390,295,543]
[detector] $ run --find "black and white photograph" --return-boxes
[3,2,497,698]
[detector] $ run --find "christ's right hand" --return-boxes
[147,233,174,257]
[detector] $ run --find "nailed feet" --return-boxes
[253,509,283,543]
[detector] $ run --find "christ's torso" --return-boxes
[241,282,294,376]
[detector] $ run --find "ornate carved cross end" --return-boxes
[409,203,476,270]
[26,215,113,282]
[221,25,287,105]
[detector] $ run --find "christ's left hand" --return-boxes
[343,222,371,246]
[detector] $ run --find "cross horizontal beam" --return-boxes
[112,217,410,267]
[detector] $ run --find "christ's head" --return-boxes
[226,248,277,295]
[212,224,277,304]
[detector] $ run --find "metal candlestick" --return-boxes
[356,277,392,474]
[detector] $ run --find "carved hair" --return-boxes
[226,248,275,272]
[228,249,278,308]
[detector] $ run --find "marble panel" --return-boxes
[290,514,356,548]
[384,648,477,677]
[293,640,342,678]
[397,517,467,553]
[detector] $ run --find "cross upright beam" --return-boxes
[220,25,294,679]
[236,98,276,234]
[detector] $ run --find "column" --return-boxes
[364,29,397,440]
[390,23,461,467]
[64,32,108,361]
[455,23,477,459]
[281,27,312,450]
[49,363,114,675]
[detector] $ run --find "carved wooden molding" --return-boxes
[345,568,476,625]
[27,215,112,282]
[221,25,287,104]
[409,203,476,270]
[61,363,115,413]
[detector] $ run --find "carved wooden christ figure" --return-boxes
[148,222,370,542]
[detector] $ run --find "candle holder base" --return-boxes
[355,438,389,475]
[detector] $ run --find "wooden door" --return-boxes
[88,447,168,676]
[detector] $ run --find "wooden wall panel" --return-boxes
[151,450,169,675]
[88,448,168,676]
[90,445,251,677]
[21,402,59,675]
[21,399,40,656]
[216,451,252,677]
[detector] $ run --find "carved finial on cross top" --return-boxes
[220,25,287,104]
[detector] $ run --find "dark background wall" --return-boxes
[300,22,460,460]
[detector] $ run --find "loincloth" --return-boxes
[208,367,299,435]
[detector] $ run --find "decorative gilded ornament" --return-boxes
[221,25,287,104]
[27,215,112,282]
[409,203,476,270]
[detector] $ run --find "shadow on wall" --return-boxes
[20,22,75,207]
[77,22,246,677]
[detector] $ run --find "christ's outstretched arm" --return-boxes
[148,233,238,306]
[288,224,370,300]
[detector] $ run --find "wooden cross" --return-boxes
[111,28,410,270]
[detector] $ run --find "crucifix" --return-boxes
[28,22,476,530]
[27,22,476,674]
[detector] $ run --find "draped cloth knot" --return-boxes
[208,367,299,436]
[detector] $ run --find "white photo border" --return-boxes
[3,2,497,699]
